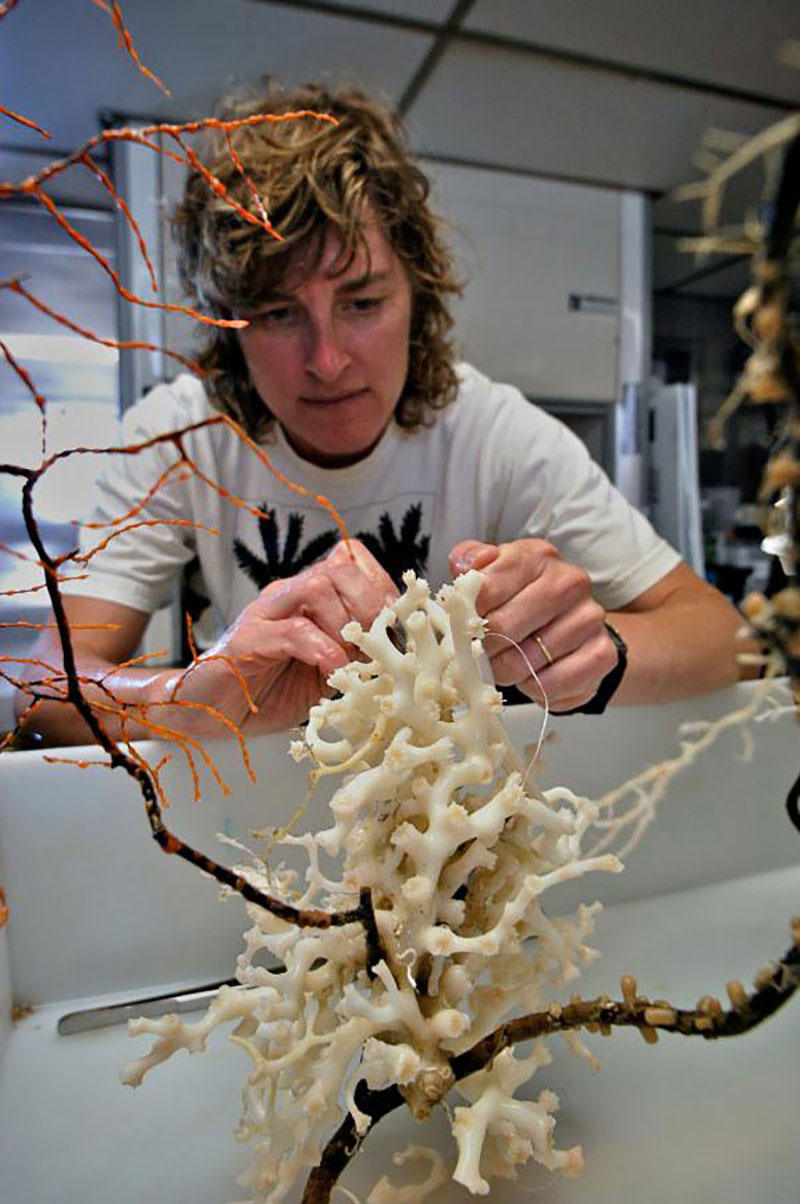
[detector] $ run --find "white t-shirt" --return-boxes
[63,364,680,628]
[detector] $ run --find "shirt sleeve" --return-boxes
[489,385,682,610]
[60,383,199,614]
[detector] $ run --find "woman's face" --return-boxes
[236,222,413,467]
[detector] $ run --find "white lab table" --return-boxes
[1,682,798,1202]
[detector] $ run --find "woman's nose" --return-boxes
[304,315,351,382]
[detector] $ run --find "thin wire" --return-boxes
[482,632,550,787]
[333,1186,363,1204]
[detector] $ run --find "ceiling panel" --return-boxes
[2,0,794,304]
[406,41,784,195]
[293,0,453,19]
[464,0,800,106]
[0,0,434,153]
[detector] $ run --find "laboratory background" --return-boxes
[0,6,799,1204]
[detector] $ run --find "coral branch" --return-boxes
[74,517,220,563]
[0,104,51,138]
[5,276,203,371]
[223,128,283,241]
[302,1085,405,1204]
[92,0,172,97]
[455,922,800,1072]
[3,411,350,545]
[169,128,283,239]
[0,442,360,937]
[1,335,46,411]
[0,113,337,199]
[77,152,159,291]
[588,677,787,857]
[0,621,120,630]
[27,185,244,328]
[79,458,191,529]
[301,922,800,1204]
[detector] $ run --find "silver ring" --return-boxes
[533,632,554,666]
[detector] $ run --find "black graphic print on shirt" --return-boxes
[356,503,429,587]
[233,509,338,589]
[233,501,430,591]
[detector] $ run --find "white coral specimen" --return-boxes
[122,570,621,1201]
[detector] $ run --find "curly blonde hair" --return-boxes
[173,81,462,439]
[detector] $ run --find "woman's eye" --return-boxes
[252,306,298,328]
[346,296,382,315]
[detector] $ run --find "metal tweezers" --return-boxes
[57,977,238,1036]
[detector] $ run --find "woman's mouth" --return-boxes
[301,388,368,406]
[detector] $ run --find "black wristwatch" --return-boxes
[558,621,628,715]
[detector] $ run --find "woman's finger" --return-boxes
[510,630,617,709]
[485,595,606,683]
[319,539,398,631]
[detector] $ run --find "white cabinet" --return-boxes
[428,162,623,401]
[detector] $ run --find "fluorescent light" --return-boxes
[0,332,118,367]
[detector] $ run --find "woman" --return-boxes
[20,83,749,744]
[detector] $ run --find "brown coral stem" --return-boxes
[301,1084,404,1204]
[300,928,800,1203]
[7,461,367,934]
[451,934,800,1083]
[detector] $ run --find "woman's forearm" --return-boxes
[16,639,180,746]
[608,576,756,705]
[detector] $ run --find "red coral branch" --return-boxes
[91,0,171,97]
[223,128,284,241]
[0,439,364,934]
[0,104,51,138]
[170,127,283,239]
[0,336,46,412]
[0,113,337,199]
[27,185,244,328]
[80,459,192,530]
[74,517,220,563]
[0,337,46,453]
[4,278,204,375]
[78,151,159,291]
[177,612,259,717]
[0,48,345,953]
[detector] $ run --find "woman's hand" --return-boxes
[171,539,398,732]
[449,538,617,711]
